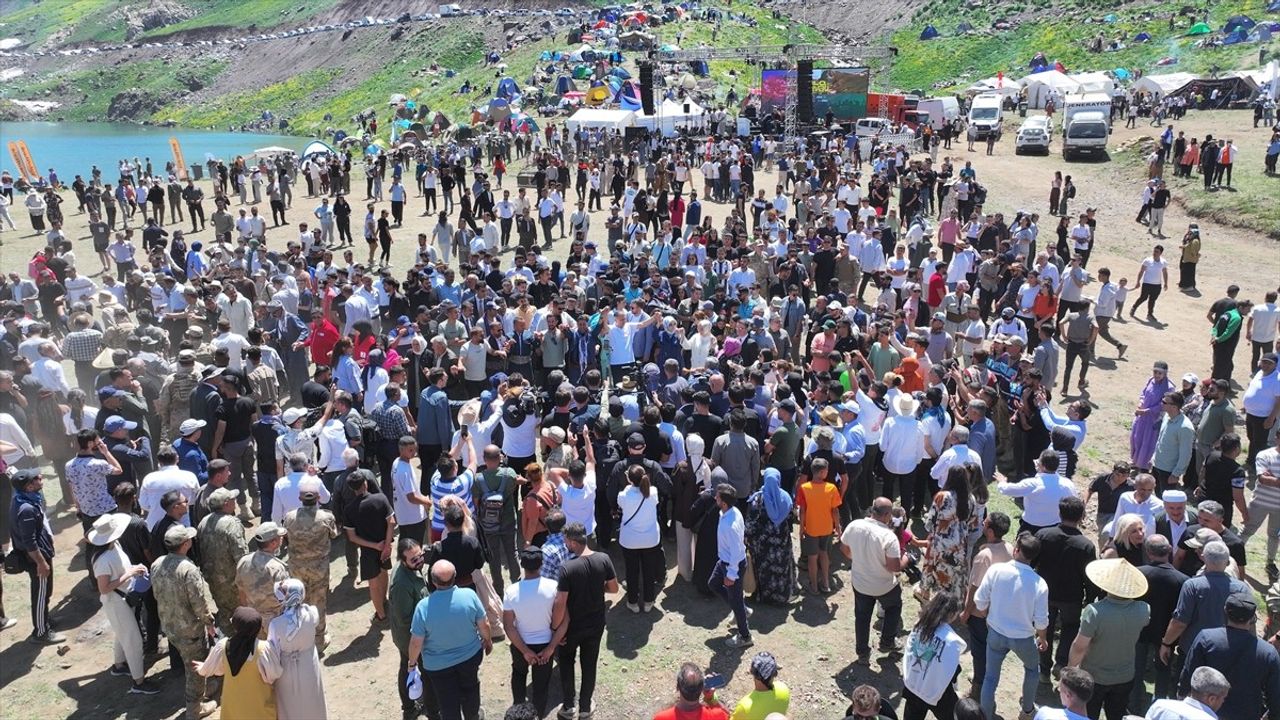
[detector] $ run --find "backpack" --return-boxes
[478,473,508,535]
[351,413,380,469]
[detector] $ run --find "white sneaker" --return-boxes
[641,602,653,613]
[726,634,754,649]
[627,602,640,614]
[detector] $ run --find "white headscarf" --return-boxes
[273,578,308,641]
[685,433,712,489]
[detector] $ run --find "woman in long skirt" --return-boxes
[1048,171,1062,216]
[746,468,796,605]
[194,607,283,720]
[267,579,328,720]
[921,465,973,602]
[687,482,721,597]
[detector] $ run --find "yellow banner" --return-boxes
[17,140,38,179]
[7,142,28,180]
[170,137,188,180]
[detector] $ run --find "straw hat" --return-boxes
[895,393,919,416]
[1085,558,1148,599]
[457,399,481,426]
[86,513,131,547]
[818,405,843,428]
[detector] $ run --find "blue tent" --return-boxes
[609,66,632,79]
[690,60,709,76]
[1028,52,1049,70]
[1271,0,1280,13]
[555,75,577,95]
[614,81,642,110]
[1223,15,1256,32]
[1103,13,1117,22]
[1114,68,1131,80]
[1133,31,1152,42]
[920,24,940,40]
[495,77,520,100]
[1221,28,1249,44]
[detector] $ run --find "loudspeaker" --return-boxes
[638,61,656,115]
[796,60,813,123]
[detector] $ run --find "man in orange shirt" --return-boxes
[797,457,842,595]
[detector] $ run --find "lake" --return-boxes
[1,121,307,181]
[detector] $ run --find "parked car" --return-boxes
[1014,116,1053,154]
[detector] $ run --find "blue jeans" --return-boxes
[981,629,1039,719]
[710,560,750,641]
[256,470,276,521]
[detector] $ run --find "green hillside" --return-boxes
[888,0,1279,90]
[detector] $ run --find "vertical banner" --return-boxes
[7,142,29,180]
[170,137,188,180]
[17,140,38,179]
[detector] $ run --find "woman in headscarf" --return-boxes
[194,607,282,719]
[655,315,683,367]
[682,318,718,370]
[671,433,711,582]
[746,467,797,605]
[267,579,327,720]
[921,465,973,603]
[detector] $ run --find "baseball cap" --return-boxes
[207,488,240,508]
[163,525,197,548]
[282,407,307,425]
[626,432,646,448]
[103,415,138,433]
[97,387,123,400]
[1225,593,1258,622]
[777,399,797,415]
[253,522,287,542]
[179,418,207,437]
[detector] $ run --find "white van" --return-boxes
[1062,111,1110,160]
[854,117,893,137]
[967,94,1004,140]
[918,97,960,131]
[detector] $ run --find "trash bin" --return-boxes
[1019,102,1028,118]
[191,165,204,180]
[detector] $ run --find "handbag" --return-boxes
[741,554,757,596]
[3,548,32,575]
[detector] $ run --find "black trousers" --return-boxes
[1132,282,1162,316]
[1040,601,1082,675]
[424,647,482,720]
[187,202,205,231]
[902,670,960,720]
[500,217,512,246]
[621,544,664,604]
[398,649,440,718]
[27,561,54,637]
[270,199,286,225]
[1247,414,1272,476]
[558,631,602,714]
[1211,336,1240,385]
[509,641,553,714]
[1086,679,1134,720]
[337,215,352,244]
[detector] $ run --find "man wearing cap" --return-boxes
[1242,352,1280,478]
[1160,539,1250,671]
[283,481,339,649]
[9,468,64,644]
[1179,593,1280,719]
[1067,558,1150,718]
[197,486,247,633]
[235,522,290,637]
[150,524,218,719]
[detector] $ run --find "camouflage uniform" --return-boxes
[282,505,338,644]
[234,549,289,638]
[150,553,218,710]
[196,509,249,633]
[157,368,199,443]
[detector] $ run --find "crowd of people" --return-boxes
[1,91,1280,720]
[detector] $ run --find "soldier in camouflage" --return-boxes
[196,487,248,634]
[156,350,202,444]
[282,485,338,650]
[150,524,218,720]
[235,521,290,638]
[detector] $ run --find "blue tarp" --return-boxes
[1221,28,1249,44]
[495,77,520,100]
[1223,15,1256,32]
[920,24,940,40]
[1134,31,1152,42]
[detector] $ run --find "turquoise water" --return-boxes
[0,121,306,181]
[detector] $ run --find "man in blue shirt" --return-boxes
[1159,540,1249,665]
[711,482,752,649]
[173,418,209,484]
[1179,593,1280,720]
[406,559,493,720]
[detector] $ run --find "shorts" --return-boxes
[359,546,391,581]
[801,533,833,555]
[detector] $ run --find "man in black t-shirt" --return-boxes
[1085,461,1134,537]
[433,502,485,588]
[212,372,261,517]
[552,522,618,720]
[343,469,396,621]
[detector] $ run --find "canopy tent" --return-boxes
[1131,72,1197,98]
[495,77,521,100]
[1021,70,1082,107]
[967,76,1022,97]
[1069,71,1116,94]
[300,140,334,159]
[565,108,637,133]
[1223,15,1256,33]
[1133,31,1152,42]
[920,25,940,40]
[636,97,708,136]
[1186,22,1212,35]
[1169,75,1259,107]
[252,146,294,156]
[555,76,578,95]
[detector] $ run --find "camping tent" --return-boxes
[301,140,334,159]
[565,108,637,133]
[1134,31,1152,42]
[1271,0,1280,12]
[636,97,708,136]
[485,98,512,122]
[1131,72,1197,99]
[555,76,577,95]
[614,80,643,110]
[1186,22,1212,35]
[920,25,940,40]
[495,77,521,100]
[956,22,974,33]
[1069,71,1116,94]
[1231,62,1280,100]
[1223,15,1256,33]
[569,44,597,62]
[585,85,612,106]
[1021,70,1082,107]
[1221,29,1249,45]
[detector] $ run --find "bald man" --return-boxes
[407,558,493,720]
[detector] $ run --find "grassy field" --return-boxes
[887,0,1280,90]
[7,58,227,121]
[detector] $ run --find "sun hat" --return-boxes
[1084,558,1149,599]
[179,418,207,437]
[895,393,919,416]
[86,513,131,547]
[818,406,843,428]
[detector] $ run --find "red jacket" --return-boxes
[307,319,341,365]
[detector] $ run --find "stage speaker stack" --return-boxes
[796,60,813,124]
[638,62,656,115]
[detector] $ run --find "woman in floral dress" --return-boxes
[921,464,973,602]
[745,468,796,605]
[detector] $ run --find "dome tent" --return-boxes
[1186,22,1212,35]
[1221,29,1249,44]
[1223,15,1256,33]
[1133,31,1152,42]
[956,22,975,33]
[920,25,940,40]
[555,76,578,95]
[495,77,521,100]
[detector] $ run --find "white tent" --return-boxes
[565,108,637,133]
[967,76,1022,98]
[1068,71,1116,94]
[636,98,708,136]
[1130,72,1197,100]
[1230,62,1280,100]
[1021,70,1082,108]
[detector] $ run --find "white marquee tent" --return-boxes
[1021,70,1082,108]
[635,97,708,136]
[1231,61,1280,100]
[966,76,1022,98]
[1068,71,1117,94]
[1130,72,1197,99]
[565,108,637,133]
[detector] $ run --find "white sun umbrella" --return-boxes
[252,146,294,155]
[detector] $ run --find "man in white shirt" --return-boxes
[998,449,1079,535]
[1247,292,1280,373]
[32,341,71,396]
[975,532,1050,720]
[840,498,905,663]
[501,546,559,713]
[271,452,330,524]
[1143,665,1229,720]
[1130,245,1170,320]
[880,394,926,511]
[389,437,430,543]
[216,284,254,337]
[139,446,201,529]
[210,318,249,372]
[1242,352,1280,478]
[1110,472,1162,537]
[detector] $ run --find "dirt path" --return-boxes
[0,109,1277,720]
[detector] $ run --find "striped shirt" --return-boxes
[1254,447,1280,510]
[429,469,475,535]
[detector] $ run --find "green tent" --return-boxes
[572,65,592,79]
[1186,22,1212,35]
